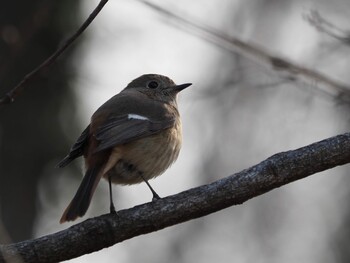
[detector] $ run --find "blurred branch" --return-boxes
[1,132,350,262]
[140,1,350,102]
[305,10,350,44]
[0,0,109,108]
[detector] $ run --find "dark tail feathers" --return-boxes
[60,166,103,223]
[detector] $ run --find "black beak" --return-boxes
[173,83,192,92]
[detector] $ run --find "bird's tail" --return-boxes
[60,165,103,223]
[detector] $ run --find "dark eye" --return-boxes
[147,81,159,89]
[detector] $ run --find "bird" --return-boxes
[58,74,191,223]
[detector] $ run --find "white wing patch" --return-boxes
[128,114,149,121]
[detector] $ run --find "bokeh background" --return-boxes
[1,0,350,262]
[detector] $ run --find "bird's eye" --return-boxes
[147,81,159,89]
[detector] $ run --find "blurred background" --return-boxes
[1,0,350,262]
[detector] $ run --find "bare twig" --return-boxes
[1,132,350,263]
[0,0,109,107]
[140,1,350,102]
[305,10,350,44]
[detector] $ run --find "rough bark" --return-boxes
[1,132,350,263]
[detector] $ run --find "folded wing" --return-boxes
[94,114,175,152]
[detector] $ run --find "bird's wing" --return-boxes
[94,114,175,153]
[57,125,90,168]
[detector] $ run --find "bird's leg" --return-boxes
[108,175,117,214]
[140,174,161,201]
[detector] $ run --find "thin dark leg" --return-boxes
[140,174,161,201]
[108,175,116,214]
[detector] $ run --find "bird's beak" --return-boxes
[173,83,192,92]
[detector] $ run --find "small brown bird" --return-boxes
[58,74,191,223]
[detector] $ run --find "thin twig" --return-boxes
[305,10,350,44]
[1,132,350,262]
[140,1,350,102]
[0,0,109,107]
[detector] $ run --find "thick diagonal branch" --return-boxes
[1,132,350,263]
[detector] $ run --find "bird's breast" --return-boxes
[104,120,182,185]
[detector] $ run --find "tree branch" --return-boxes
[0,0,109,107]
[1,132,350,262]
[305,10,350,44]
[140,1,350,103]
